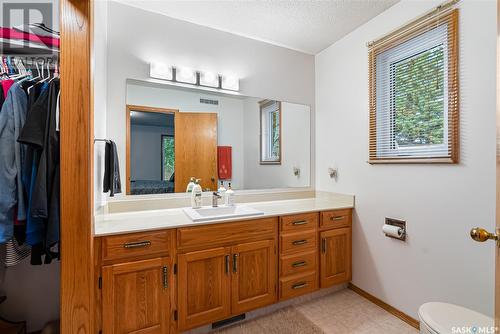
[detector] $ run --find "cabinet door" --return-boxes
[231,239,277,314]
[102,257,171,334]
[320,227,351,288]
[178,247,231,331]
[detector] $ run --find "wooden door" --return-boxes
[177,247,231,331]
[175,112,218,192]
[102,257,171,334]
[231,240,277,314]
[320,228,351,288]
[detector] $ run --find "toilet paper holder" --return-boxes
[384,218,406,241]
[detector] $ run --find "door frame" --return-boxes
[60,0,94,332]
[125,104,178,194]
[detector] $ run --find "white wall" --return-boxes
[106,1,315,193]
[243,100,311,189]
[131,124,173,180]
[94,0,108,210]
[315,0,496,318]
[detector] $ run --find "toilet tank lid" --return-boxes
[418,302,493,333]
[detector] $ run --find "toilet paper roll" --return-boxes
[383,224,404,238]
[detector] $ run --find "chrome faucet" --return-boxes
[212,192,222,207]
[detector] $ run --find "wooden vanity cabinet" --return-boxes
[95,209,353,333]
[102,257,172,334]
[319,209,352,288]
[98,229,176,334]
[176,218,278,332]
[177,247,231,331]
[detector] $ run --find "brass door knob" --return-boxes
[470,227,499,242]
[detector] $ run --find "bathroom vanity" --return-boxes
[93,193,353,333]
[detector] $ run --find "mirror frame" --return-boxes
[125,104,178,195]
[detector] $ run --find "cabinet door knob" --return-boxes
[162,266,168,289]
[225,255,230,274]
[233,254,239,273]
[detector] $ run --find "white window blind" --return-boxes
[368,7,459,163]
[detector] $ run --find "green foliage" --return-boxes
[271,110,280,159]
[393,46,445,147]
[162,136,175,180]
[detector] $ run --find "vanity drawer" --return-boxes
[177,217,277,251]
[280,212,318,232]
[102,230,171,262]
[320,209,352,229]
[280,250,317,277]
[280,272,317,300]
[280,230,316,254]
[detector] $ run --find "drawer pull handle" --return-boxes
[292,261,307,268]
[123,240,151,249]
[292,240,307,246]
[162,266,168,289]
[292,282,307,290]
[292,221,307,226]
[331,216,345,221]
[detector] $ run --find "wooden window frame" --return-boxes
[259,100,282,165]
[368,8,459,164]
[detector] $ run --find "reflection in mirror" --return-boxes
[260,100,282,164]
[125,81,310,195]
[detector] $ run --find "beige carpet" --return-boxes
[213,307,325,334]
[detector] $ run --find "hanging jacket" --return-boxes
[0,83,28,243]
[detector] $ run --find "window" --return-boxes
[368,8,458,163]
[161,135,175,181]
[260,100,281,164]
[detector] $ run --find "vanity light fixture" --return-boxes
[150,62,173,81]
[149,63,240,92]
[221,75,240,91]
[175,66,197,84]
[199,71,220,88]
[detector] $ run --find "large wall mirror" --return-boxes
[125,81,311,195]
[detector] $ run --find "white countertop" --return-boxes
[94,192,354,237]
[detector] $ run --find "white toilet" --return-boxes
[419,302,494,334]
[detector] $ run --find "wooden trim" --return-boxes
[259,100,282,165]
[60,0,94,333]
[125,104,178,194]
[368,9,459,164]
[348,283,420,330]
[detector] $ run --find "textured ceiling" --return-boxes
[117,0,400,55]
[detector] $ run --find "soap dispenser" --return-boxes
[218,181,226,198]
[225,183,235,206]
[186,177,196,193]
[191,179,203,209]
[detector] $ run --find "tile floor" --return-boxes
[294,289,418,334]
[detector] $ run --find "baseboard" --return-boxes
[348,283,420,330]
